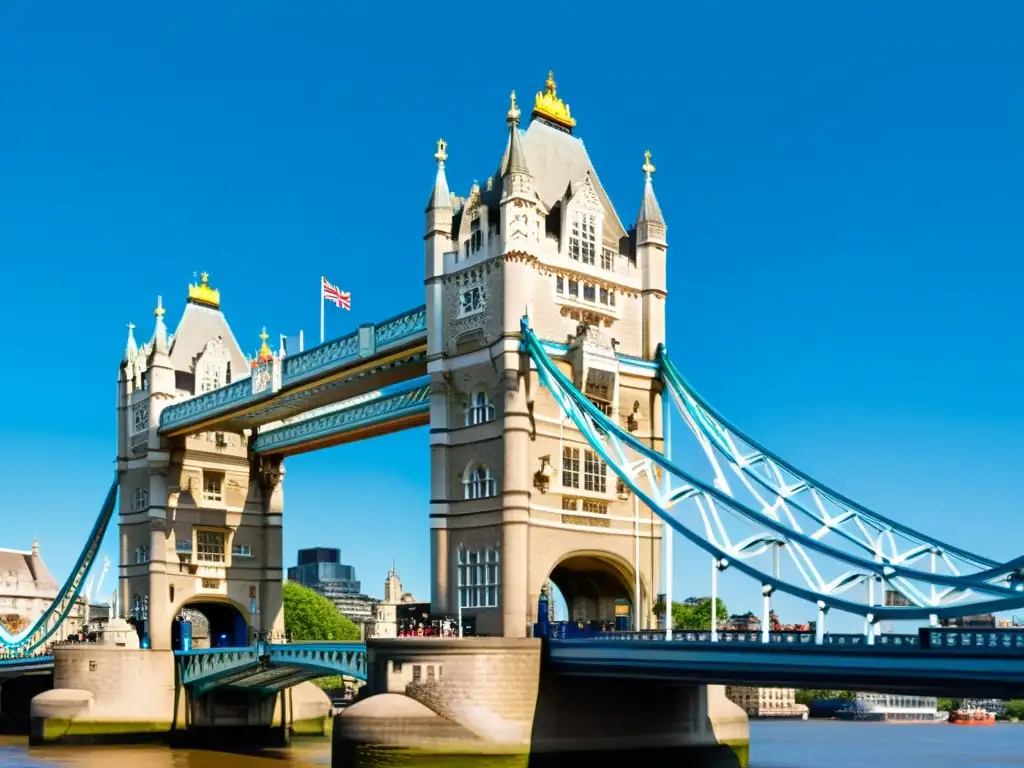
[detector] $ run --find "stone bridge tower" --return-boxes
[425,72,668,637]
[116,275,285,650]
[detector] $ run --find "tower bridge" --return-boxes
[4,71,1024,761]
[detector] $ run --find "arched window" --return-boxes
[132,488,149,512]
[131,594,142,619]
[463,464,497,500]
[465,390,495,427]
[135,545,148,564]
[195,338,230,395]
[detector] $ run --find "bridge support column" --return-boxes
[256,456,286,641]
[334,638,749,767]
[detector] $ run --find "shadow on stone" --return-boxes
[525,643,748,767]
[0,673,53,735]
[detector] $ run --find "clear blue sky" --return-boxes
[1,3,1022,630]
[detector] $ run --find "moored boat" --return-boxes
[949,708,996,725]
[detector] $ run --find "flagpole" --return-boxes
[319,276,325,345]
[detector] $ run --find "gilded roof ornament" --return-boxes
[257,327,273,362]
[154,296,166,318]
[642,149,656,180]
[187,271,221,309]
[532,69,576,132]
[434,138,448,165]
[507,90,521,123]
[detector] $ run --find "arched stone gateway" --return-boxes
[544,551,649,630]
[171,598,250,650]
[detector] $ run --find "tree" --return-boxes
[283,581,360,642]
[654,598,728,631]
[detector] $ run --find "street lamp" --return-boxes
[533,455,556,494]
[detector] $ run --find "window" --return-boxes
[196,529,226,564]
[555,276,564,294]
[132,402,149,433]
[569,211,597,265]
[599,287,609,305]
[460,286,484,317]
[583,283,596,302]
[466,390,495,426]
[463,464,497,500]
[132,488,149,512]
[413,665,422,682]
[568,279,578,297]
[457,545,500,608]
[135,545,148,564]
[562,446,580,488]
[232,544,252,557]
[561,497,610,527]
[469,217,483,254]
[601,248,615,270]
[584,451,608,493]
[202,472,224,503]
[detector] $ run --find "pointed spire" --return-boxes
[637,149,665,226]
[123,322,138,363]
[152,296,169,355]
[426,138,452,212]
[503,90,531,179]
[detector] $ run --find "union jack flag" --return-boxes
[322,276,351,310]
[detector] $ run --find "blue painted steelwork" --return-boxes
[252,380,430,454]
[0,479,118,655]
[175,642,366,697]
[159,306,427,433]
[520,318,1024,621]
[0,655,54,678]
[547,637,1024,698]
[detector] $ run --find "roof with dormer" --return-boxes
[0,544,59,599]
[452,74,629,252]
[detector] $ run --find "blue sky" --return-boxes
[1,3,1023,631]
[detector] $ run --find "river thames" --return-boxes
[2,721,1023,767]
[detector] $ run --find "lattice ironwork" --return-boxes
[521,319,1024,623]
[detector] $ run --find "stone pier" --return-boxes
[28,621,331,745]
[334,638,749,767]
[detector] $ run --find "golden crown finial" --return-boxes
[642,149,656,180]
[507,90,520,123]
[187,271,221,309]
[257,327,273,362]
[154,296,165,318]
[434,138,447,164]
[532,69,576,131]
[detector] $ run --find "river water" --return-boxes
[2,721,1023,767]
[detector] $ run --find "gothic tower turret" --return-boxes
[426,139,453,359]
[636,150,668,358]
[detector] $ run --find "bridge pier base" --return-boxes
[29,646,333,746]
[0,673,53,735]
[334,638,749,767]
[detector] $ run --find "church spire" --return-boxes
[426,138,452,212]
[502,91,531,180]
[637,149,665,227]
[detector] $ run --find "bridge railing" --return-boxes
[567,629,920,647]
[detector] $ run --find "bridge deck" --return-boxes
[251,380,430,457]
[159,306,426,437]
[549,637,1024,698]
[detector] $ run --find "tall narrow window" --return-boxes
[584,450,607,493]
[562,446,580,488]
[570,211,597,265]
[466,390,495,426]
[457,545,500,608]
[202,472,224,502]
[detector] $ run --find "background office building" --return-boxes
[287,548,376,632]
